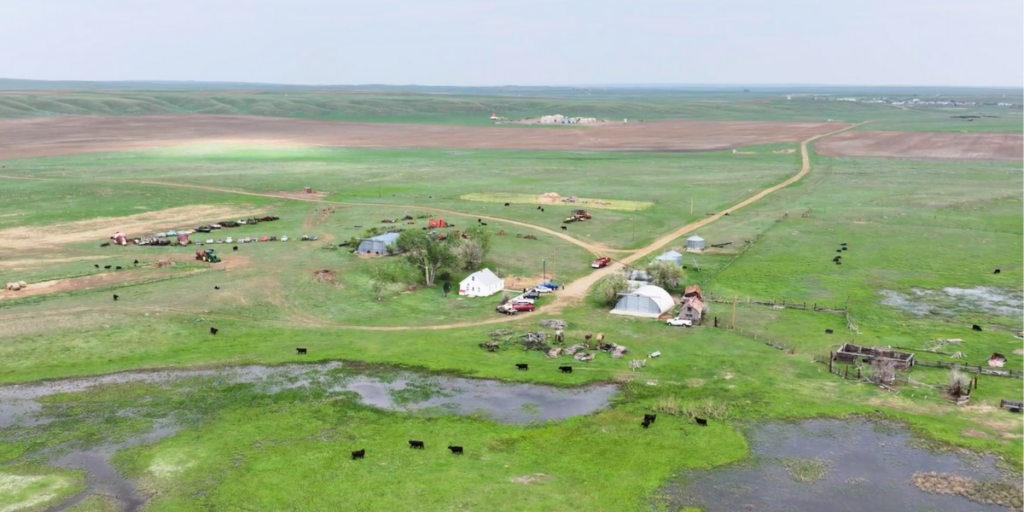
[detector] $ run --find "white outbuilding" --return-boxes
[459,268,505,297]
[611,285,676,318]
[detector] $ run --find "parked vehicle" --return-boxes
[534,286,553,294]
[225,237,233,244]
[495,304,517,315]
[540,281,559,290]
[512,302,536,312]
[666,318,693,327]
[206,239,214,244]
[511,297,535,305]
[563,209,592,223]
[592,257,612,268]
[522,290,541,299]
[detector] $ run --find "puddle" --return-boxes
[881,286,1023,318]
[663,419,1020,512]
[1,362,616,512]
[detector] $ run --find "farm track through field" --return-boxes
[0,123,861,331]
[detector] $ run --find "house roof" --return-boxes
[621,285,675,313]
[461,268,503,287]
[683,296,704,312]
[684,284,703,298]
[365,232,400,244]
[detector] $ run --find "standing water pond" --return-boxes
[662,419,1022,512]
[0,362,617,512]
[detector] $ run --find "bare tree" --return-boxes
[597,273,630,306]
[869,358,898,385]
[370,261,398,301]
[452,240,485,270]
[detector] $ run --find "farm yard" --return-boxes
[0,87,1021,512]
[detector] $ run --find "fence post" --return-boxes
[857,368,862,380]
[844,366,849,379]
[829,352,833,373]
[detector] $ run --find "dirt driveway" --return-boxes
[0,115,846,160]
[815,131,1023,161]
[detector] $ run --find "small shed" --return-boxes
[459,268,505,297]
[655,250,683,266]
[611,285,675,318]
[683,284,704,300]
[686,235,705,252]
[358,233,400,255]
[677,296,707,323]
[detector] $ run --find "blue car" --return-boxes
[540,281,558,290]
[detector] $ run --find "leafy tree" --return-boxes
[370,261,399,301]
[464,226,492,253]
[395,230,457,286]
[452,239,485,270]
[646,260,685,291]
[597,273,630,306]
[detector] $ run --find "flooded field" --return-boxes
[663,419,1022,512]
[881,286,1024,318]
[0,362,617,512]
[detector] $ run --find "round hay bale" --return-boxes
[9,282,21,291]
[18,281,26,288]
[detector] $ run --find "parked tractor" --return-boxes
[563,209,592,223]
[195,249,221,263]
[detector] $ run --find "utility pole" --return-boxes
[690,195,694,215]
[730,296,738,330]
[543,260,546,280]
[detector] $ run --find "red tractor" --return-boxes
[591,257,611,269]
[428,217,448,228]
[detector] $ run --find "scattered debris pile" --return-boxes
[152,260,175,268]
[519,332,549,351]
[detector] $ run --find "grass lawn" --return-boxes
[0,128,1020,511]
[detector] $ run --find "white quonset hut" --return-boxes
[686,235,705,252]
[611,285,675,318]
[655,250,683,266]
[459,268,505,297]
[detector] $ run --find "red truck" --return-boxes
[591,257,611,269]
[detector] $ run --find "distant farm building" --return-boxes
[358,233,400,255]
[686,235,705,252]
[459,268,504,297]
[677,285,707,323]
[655,250,683,266]
[611,285,675,318]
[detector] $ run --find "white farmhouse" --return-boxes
[459,268,505,297]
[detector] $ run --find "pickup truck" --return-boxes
[592,257,612,269]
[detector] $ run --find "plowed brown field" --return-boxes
[0,115,845,159]
[815,131,1023,161]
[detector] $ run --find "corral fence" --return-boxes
[705,295,847,314]
[729,326,794,353]
[912,359,1023,379]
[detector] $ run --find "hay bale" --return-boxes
[18,281,26,288]
[8,282,21,291]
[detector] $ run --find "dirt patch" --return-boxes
[503,273,558,291]
[510,473,553,484]
[962,429,994,439]
[0,255,110,269]
[816,131,1023,161]
[0,115,848,160]
[276,190,329,200]
[0,269,201,300]
[312,269,340,286]
[912,472,1023,509]
[0,205,263,249]
[1013,349,1024,355]
[686,378,706,387]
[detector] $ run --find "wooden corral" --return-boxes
[833,343,915,369]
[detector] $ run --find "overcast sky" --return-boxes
[2,0,1021,87]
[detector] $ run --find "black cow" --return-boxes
[541,208,544,212]
[477,218,482,223]
[644,414,657,424]
[972,325,982,332]
[115,266,122,270]
[232,246,238,251]
[214,286,220,290]
[133,259,139,265]
[504,203,510,206]
[840,243,847,246]
[448,445,463,455]
[825,329,834,334]
[641,419,651,429]
[112,294,119,301]
[558,366,572,373]
[210,327,219,335]
[836,249,842,253]
[994,269,1001,274]
[480,222,487,226]
[297,347,308,354]
[836,261,842,265]
[94,264,100,269]
[351,449,365,460]
[695,417,708,426]
[104,265,112,269]
[561,226,567,231]
[842,247,848,251]
[516,363,529,371]
[833,256,841,262]
[408,440,425,449]
[537,206,542,210]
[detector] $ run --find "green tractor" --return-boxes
[196,249,221,263]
